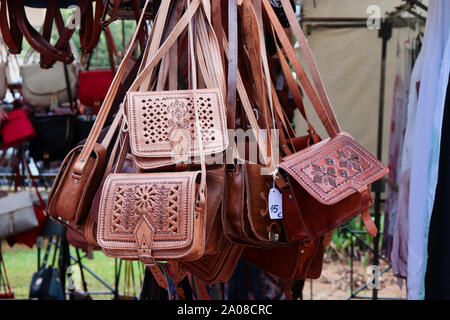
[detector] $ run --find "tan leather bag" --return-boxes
[45,0,153,226]
[97,3,211,264]
[126,88,228,171]
[124,0,228,172]
[97,170,207,263]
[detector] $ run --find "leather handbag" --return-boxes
[29,240,65,300]
[20,61,78,108]
[45,0,153,227]
[182,209,244,284]
[78,28,118,114]
[78,69,114,114]
[262,0,389,239]
[11,154,47,248]
[242,236,325,282]
[123,0,227,172]
[29,114,77,162]
[97,170,207,263]
[98,3,212,265]
[0,108,36,150]
[222,162,290,249]
[0,191,39,239]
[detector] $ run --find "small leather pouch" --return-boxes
[46,142,106,225]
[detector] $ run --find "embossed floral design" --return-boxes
[311,164,337,187]
[134,185,155,214]
[337,150,362,172]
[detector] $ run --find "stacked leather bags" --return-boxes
[45,0,388,300]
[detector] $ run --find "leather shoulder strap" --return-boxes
[262,0,339,138]
[0,0,23,54]
[280,0,340,133]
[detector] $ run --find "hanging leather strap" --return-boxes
[104,27,120,73]
[136,0,173,91]
[0,0,23,54]
[71,0,154,180]
[227,0,237,131]
[261,0,339,138]
[359,187,377,236]
[9,0,92,67]
[221,29,270,167]
[81,0,104,54]
[279,0,340,133]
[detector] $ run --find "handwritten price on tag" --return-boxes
[268,188,283,220]
[270,204,282,218]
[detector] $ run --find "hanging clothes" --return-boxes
[391,43,424,280]
[425,73,450,300]
[406,0,450,300]
[382,60,405,260]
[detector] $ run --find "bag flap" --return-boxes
[97,171,200,252]
[279,133,388,205]
[0,191,34,215]
[20,62,75,96]
[126,88,228,158]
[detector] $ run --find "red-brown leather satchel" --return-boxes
[262,0,389,239]
[242,236,324,281]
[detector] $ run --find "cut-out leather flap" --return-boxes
[97,171,200,252]
[126,88,228,158]
[279,133,388,205]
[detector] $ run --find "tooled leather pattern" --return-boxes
[111,183,181,235]
[127,89,228,157]
[280,134,388,205]
[98,172,199,255]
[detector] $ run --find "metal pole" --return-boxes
[372,20,392,300]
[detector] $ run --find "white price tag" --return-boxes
[268,187,283,220]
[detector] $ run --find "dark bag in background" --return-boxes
[29,114,76,162]
[29,238,65,300]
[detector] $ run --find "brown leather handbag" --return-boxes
[262,0,389,239]
[242,236,325,281]
[182,196,244,284]
[182,234,244,284]
[124,0,228,172]
[222,162,290,248]
[45,1,153,226]
[97,169,207,263]
[97,6,214,265]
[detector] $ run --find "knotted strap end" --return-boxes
[358,187,377,237]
